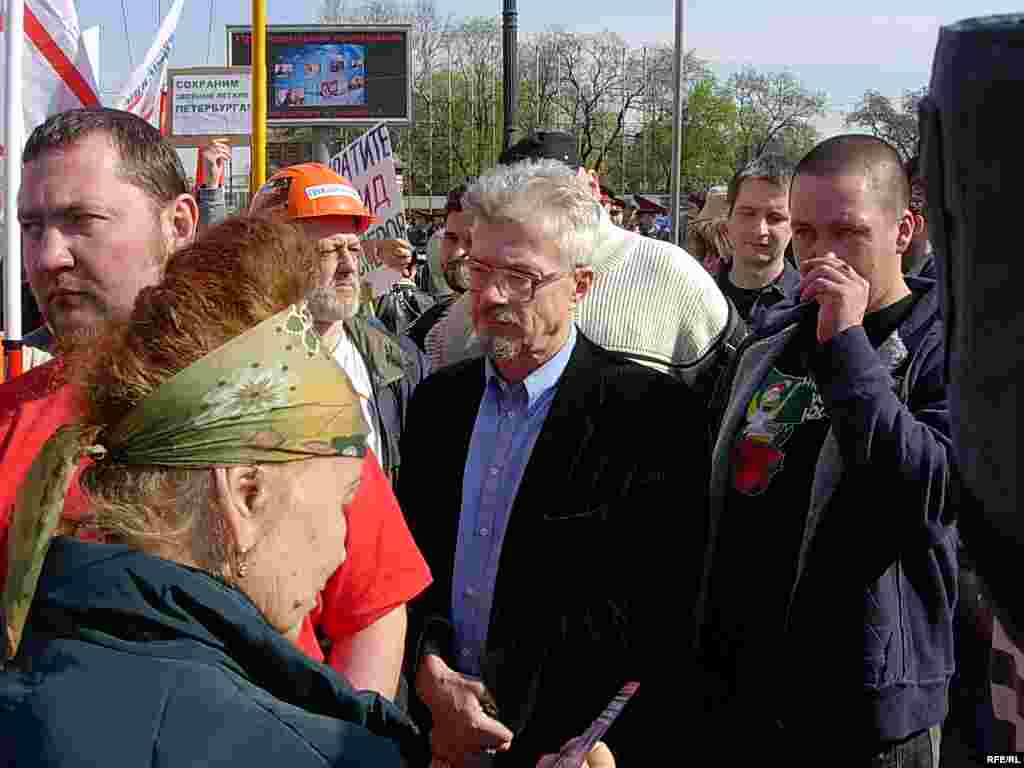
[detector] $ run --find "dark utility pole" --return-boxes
[502,0,518,151]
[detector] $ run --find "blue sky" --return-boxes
[78,0,1022,112]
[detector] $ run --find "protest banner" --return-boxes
[328,122,405,240]
[113,0,183,128]
[167,67,252,146]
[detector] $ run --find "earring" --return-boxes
[236,548,250,579]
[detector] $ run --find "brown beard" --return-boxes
[53,324,104,358]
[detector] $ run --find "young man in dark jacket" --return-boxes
[696,135,957,766]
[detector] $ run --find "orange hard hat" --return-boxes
[250,163,376,234]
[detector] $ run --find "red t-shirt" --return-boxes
[0,360,432,669]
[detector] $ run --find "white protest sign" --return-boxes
[328,123,405,240]
[167,67,252,146]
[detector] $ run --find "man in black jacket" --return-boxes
[399,160,708,766]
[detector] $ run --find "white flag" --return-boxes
[2,0,98,342]
[114,0,184,128]
[0,0,100,157]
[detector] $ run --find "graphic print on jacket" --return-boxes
[731,367,827,496]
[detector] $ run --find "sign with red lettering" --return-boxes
[328,123,405,240]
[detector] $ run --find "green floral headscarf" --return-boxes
[2,302,369,661]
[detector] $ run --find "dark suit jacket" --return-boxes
[398,331,709,765]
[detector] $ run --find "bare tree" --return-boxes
[445,17,502,177]
[550,32,707,171]
[729,68,827,166]
[845,86,926,160]
[318,0,454,193]
[517,30,563,136]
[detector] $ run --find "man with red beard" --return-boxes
[0,110,430,702]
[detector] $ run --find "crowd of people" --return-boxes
[0,72,1010,768]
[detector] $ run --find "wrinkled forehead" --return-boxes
[316,232,361,252]
[471,217,560,270]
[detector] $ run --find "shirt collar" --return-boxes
[484,325,578,409]
[720,259,801,298]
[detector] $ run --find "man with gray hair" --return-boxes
[399,160,708,767]
[424,129,731,395]
[720,154,800,326]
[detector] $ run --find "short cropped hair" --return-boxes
[23,107,189,209]
[727,154,795,215]
[445,184,468,216]
[462,159,602,269]
[793,134,910,217]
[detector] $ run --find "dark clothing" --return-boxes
[0,538,427,767]
[922,20,1023,645]
[399,332,709,766]
[697,277,957,757]
[941,534,998,765]
[717,260,801,327]
[405,294,457,353]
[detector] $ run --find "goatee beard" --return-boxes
[477,309,522,361]
[482,335,520,361]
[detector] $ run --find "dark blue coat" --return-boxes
[697,277,958,751]
[0,538,428,767]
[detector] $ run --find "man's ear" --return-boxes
[895,209,916,254]
[211,466,264,557]
[164,192,200,254]
[912,213,927,239]
[571,267,594,306]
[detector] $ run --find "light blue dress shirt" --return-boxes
[452,326,578,678]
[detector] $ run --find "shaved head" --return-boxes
[793,135,910,219]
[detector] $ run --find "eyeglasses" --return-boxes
[458,258,570,303]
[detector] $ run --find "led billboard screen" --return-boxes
[227,25,411,126]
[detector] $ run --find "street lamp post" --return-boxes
[502,0,518,151]
[668,0,687,244]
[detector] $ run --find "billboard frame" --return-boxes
[226,24,413,128]
[166,66,253,147]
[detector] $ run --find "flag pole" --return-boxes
[668,0,687,246]
[4,0,25,381]
[251,0,267,193]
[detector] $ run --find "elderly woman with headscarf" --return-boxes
[0,217,426,767]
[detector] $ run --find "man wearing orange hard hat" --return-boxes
[200,159,434,702]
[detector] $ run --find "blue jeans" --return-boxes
[869,726,942,768]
